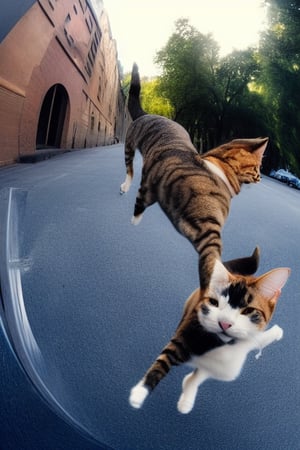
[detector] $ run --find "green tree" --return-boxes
[121,72,174,118]
[155,19,265,152]
[259,0,300,174]
[155,18,219,148]
[139,78,174,117]
[212,50,262,141]
[124,11,300,174]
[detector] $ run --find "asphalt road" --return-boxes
[0,144,299,450]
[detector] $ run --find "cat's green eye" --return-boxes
[209,298,219,307]
[242,307,255,315]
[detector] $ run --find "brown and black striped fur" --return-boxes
[121,64,269,289]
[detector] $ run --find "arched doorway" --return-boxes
[36,84,68,149]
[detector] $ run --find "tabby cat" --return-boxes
[129,248,290,414]
[120,63,269,289]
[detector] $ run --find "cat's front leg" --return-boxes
[129,379,149,409]
[177,369,208,414]
[120,143,135,194]
[256,324,283,352]
[120,173,133,194]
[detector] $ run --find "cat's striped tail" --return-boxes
[128,63,147,121]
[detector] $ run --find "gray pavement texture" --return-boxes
[0,144,300,450]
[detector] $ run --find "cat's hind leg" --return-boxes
[131,180,156,225]
[131,190,146,225]
[177,369,208,414]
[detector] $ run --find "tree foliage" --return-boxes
[122,72,174,118]
[258,0,300,174]
[154,19,267,153]
[124,7,300,174]
[155,19,219,149]
[139,78,174,117]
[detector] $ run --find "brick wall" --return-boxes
[0,0,126,165]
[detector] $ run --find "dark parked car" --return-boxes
[288,177,300,189]
[270,169,300,187]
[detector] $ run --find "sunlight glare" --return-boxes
[103,0,267,76]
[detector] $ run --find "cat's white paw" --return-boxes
[131,214,143,225]
[129,383,149,409]
[272,324,283,341]
[177,373,196,414]
[120,175,132,194]
[120,182,128,194]
[177,394,194,414]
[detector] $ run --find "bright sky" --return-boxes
[103,0,267,77]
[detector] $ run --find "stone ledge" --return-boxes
[19,148,71,163]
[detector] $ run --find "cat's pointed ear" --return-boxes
[254,267,291,303]
[253,137,269,163]
[208,259,232,295]
[223,246,260,275]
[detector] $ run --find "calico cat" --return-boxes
[120,64,269,289]
[129,249,290,414]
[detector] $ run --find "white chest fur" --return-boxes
[176,325,283,414]
[189,339,253,381]
[189,324,283,382]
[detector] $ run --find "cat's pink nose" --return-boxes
[219,321,232,331]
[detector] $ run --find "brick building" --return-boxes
[0,0,127,166]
